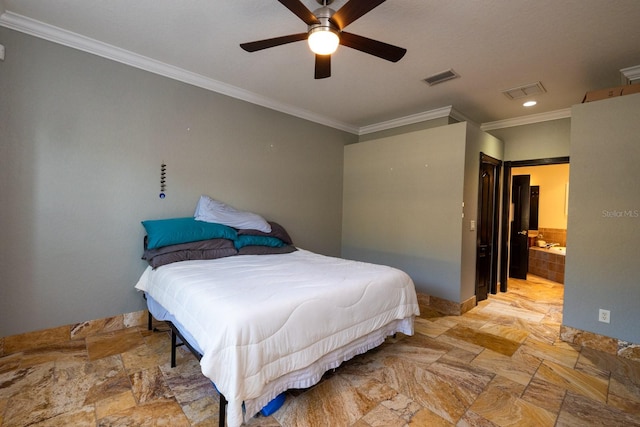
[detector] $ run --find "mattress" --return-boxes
[135,249,419,427]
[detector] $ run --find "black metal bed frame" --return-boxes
[148,312,227,427]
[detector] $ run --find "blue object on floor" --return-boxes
[211,382,285,416]
[260,392,286,416]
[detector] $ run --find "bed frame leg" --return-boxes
[165,321,225,425]
[171,329,177,368]
[219,394,226,427]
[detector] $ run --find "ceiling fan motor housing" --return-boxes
[309,6,338,34]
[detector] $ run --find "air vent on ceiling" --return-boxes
[502,81,546,100]
[423,69,460,86]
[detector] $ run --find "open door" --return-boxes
[476,153,501,301]
[509,175,530,279]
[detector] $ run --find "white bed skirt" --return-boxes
[242,316,413,419]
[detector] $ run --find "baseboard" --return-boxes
[0,310,148,357]
[560,325,640,362]
[418,292,476,316]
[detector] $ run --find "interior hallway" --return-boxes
[1,274,640,426]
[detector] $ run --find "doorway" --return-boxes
[499,157,570,291]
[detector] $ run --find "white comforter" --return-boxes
[135,249,419,426]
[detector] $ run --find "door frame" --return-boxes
[499,156,569,292]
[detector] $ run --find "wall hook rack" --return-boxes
[159,163,167,199]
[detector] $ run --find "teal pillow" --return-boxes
[142,217,237,250]
[233,234,286,250]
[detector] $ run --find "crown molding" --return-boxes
[0,11,359,134]
[360,106,463,135]
[620,65,640,85]
[449,108,478,127]
[480,108,572,131]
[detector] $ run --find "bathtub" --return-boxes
[528,246,566,283]
[548,246,566,255]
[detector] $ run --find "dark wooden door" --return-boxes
[509,175,530,279]
[476,154,500,301]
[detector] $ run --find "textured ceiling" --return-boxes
[1,0,640,133]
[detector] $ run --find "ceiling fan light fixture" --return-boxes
[308,27,339,55]
[240,0,406,79]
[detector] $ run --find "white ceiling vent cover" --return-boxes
[502,81,546,100]
[423,69,459,86]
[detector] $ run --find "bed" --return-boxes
[135,200,419,427]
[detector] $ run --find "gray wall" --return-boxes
[564,94,640,343]
[0,28,355,337]
[342,123,503,303]
[343,124,467,301]
[488,118,571,161]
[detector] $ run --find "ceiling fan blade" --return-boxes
[330,0,386,30]
[277,0,320,26]
[240,33,308,52]
[315,54,331,79]
[339,31,406,62]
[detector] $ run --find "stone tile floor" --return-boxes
[2,275,640,426]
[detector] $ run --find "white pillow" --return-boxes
[194,195,272,233]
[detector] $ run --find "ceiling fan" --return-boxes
[240,0,407,79]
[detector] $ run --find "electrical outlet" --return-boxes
[598,309,610,324]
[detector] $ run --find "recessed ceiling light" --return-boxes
[523,100,537,107]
